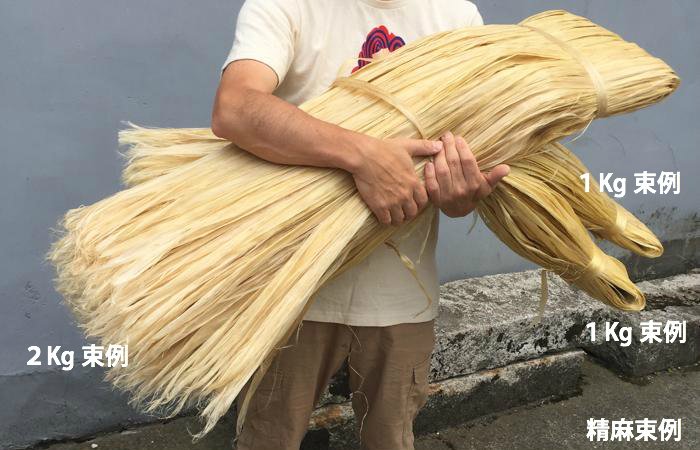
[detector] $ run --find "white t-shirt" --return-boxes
[222,0,483,327]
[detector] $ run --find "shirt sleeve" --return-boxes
[471,9,484,26]
[464,1,484,26]
[220,0,298,87]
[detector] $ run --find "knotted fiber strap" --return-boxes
[602,204,629,238]
[533,250,609,325]
[574,250,608,283]
[331,77,429,138]
[520,24,609,118]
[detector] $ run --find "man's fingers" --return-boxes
[373,205,392,225]
[455,137,480,180]
[403,138,443,157]
[402,198,419,221]
[474,175,493,201]
[432,142,452,192]
[389,204,405,226]
[474,165,510,201]
[484,164,511,187]
[441,132,466,187]
[424,161,441,204]
[414,184,429,211]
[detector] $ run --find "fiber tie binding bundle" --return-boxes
[534,250,609,324]
[604,204,630,239]
[507,22,613,324]
[520,24,609,117]
[332,76,429,139]
[577,250,607,283]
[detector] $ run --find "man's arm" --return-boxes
[211,60,442,226]
[212,60,369,172]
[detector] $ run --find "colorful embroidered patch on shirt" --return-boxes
[352,25,405,73]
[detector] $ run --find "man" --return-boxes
[211,1,509,448]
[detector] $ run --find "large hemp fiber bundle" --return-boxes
[121,135,664,312]
[48,10,678,437]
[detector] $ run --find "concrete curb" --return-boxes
[585,271,700,376]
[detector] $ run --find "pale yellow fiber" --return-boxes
[477,167,644,311]
[47,10,678,438]
[511,143,664,258]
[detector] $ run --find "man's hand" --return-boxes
[424,131,510,217]
[352,138,443,226]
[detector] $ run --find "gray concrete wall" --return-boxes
[0,0,697,448]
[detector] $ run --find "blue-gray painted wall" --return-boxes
[0,0,697,448]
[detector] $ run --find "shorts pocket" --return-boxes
[404,355,431,440]
[409,356,431,414]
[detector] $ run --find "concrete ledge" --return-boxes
[639,270,700,309]
[320,270,699,405]
[304,350,585,450]
[584,306,700,376]
[437,270,699,379]
[621,236,699,281]
[432,270,607,379]
[584,271,700,376]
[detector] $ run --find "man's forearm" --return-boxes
[211,88,372,173]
